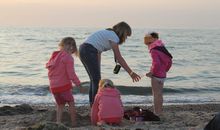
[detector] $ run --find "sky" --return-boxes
[0,0,220,29]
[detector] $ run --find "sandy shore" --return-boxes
[0,103,219,130]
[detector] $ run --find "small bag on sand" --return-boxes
[124,107,160,121]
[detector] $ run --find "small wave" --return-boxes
[0,93,219,105]
[117,86,220,95]
[0,84,219,105]
[0,71,38,77]
[24,38,54,43]
[168,76,189,81]
[25,38,36,41]
[12,87,49,96]
[1,83,220,97]
[0,84,49,96]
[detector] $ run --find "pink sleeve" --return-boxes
[65,56,81,86]
[150,50,161,75]
[91,95,100,125]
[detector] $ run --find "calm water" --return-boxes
[0,27,220,105]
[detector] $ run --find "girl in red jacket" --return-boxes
[91,79,124,126]
[144,32,173,116]
[46,37,83,126]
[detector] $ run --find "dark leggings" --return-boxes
[79,43,101,105]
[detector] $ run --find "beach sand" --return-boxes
[0,103,219,130]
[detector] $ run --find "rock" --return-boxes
[15,104,33,114]
[0,104,33,116]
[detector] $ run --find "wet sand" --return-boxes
[0,103,219,130]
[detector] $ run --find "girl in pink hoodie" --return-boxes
[91,79,124,126]
[46,37,83,126]
[144,32,173,116]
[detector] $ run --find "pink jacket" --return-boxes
[91,87,124,125]
[148,40,172,78]
[46,50,80,94]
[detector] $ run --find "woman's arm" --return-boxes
[110,42,141,82]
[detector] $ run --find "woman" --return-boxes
[79,21,141,105]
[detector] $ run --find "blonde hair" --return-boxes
[59,37,78,56]
[112,21,132,44]
[98,79,114,91]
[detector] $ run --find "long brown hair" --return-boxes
[110,21,132,44]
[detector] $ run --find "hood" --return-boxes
[148,40,164,51]
[98,88,120,97]
[46,51,66,69]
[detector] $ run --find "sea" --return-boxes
[0,27,220,106]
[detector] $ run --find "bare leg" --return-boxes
[56,104,65,124]
[151,77,164,115]
[68,101,76,126]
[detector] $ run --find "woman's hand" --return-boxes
[130,71,141,82]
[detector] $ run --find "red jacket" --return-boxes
[91,87,124,125]
[46,50,80,93]
[148,40,172,78]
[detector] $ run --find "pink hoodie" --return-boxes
[46,50,80,94]
[148,40,172,78]
[91,87,124,125]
